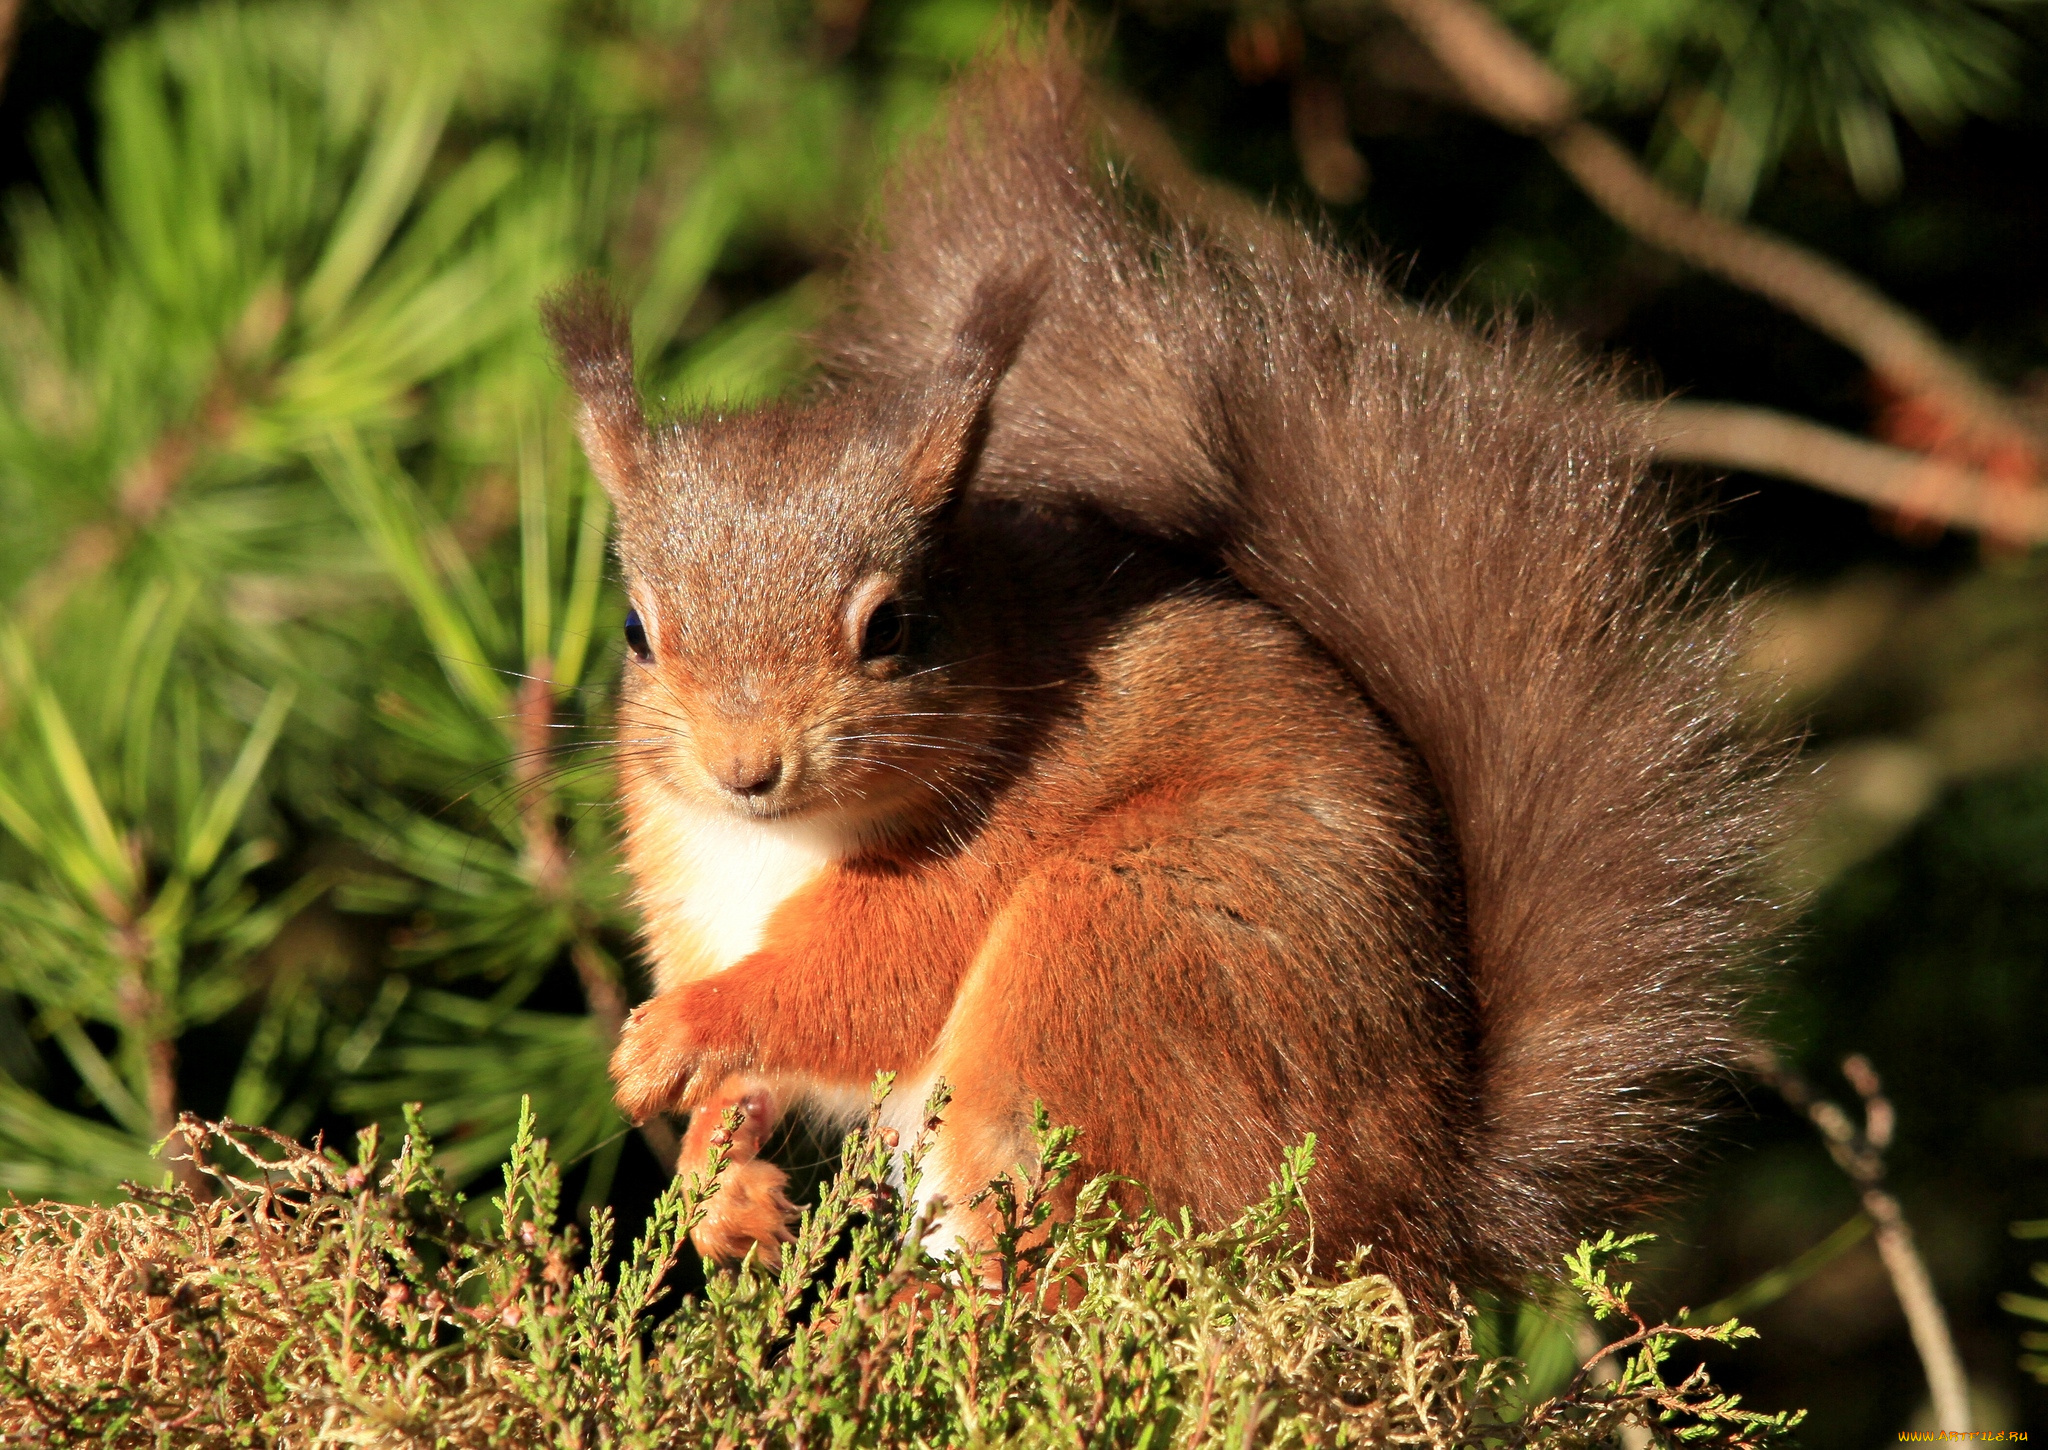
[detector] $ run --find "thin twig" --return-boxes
[1750,1049,1972,1434]
[511,663,678,1170]
[1570,1318,1652,1450]
[111,935,209,1199]
[1651,401,2048,544]
[1291,75,1369,205]
[1370,0,2043,458]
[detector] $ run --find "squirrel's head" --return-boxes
[544,270,1040,834]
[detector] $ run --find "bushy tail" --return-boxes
[822,40,1789,1283]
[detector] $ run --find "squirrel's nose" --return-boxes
[712,749,783,797]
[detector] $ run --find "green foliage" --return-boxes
[2002,1217,2048,1382]
[1495,0,2037,209]
[0,0,1007,1201]
[1554,1233,1801,1443]
[1142,0,2033,213]
[0,1087,1796,1448]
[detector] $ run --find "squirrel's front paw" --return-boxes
[610,993,701,1123]
[691,1158,799,1267]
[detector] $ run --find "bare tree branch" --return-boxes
[1652,401,2048,543]
[1372,0,2043,457]
[0,0,22,101]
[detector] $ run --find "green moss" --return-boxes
[2,1082,1800,1448]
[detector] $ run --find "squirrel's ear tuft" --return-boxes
[901,259,1049,510]
[542,278,648,502]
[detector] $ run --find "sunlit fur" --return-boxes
[543,38,1786,1296]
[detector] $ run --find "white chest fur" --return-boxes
[634,801,849,985]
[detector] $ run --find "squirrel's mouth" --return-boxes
[699,767,804,820]
[698,757,842,824]
[718,792,802,822]
[680,724,971,834]
[704,763,935,841]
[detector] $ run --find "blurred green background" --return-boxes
[0,0,2042,1441]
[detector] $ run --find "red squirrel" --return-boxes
[542,43,1785,1293]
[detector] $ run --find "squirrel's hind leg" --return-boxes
[909,852,1325,1272]
[911,798,1469,1289]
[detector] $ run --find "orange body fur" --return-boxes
[608,532,1469,1270]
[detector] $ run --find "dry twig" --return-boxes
[1093,89,1293,249]
[1651,402,2048,544]
[1750,1050,1972,1434]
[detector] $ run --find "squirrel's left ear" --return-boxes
[901,260,1047,511]
[543,279,650,504]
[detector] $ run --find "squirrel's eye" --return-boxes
[623,608,652,663]
[860,598,910,660]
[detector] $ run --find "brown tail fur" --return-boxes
[819,40,1788,1285]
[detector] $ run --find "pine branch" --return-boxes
[11,365,243,639]
[1371,0,2044,459]
[1101,50,2043,545]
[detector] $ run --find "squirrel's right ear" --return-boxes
[542,279,649,502]
[900,260,1048,510]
